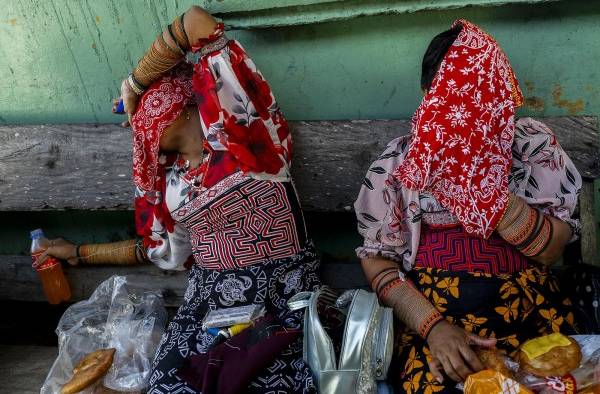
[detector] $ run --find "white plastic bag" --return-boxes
[41,275,167,393]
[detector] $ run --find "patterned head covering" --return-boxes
[190,23,291,181]
[394,20,523,238]
[132,66,194,192]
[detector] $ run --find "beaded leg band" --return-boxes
[78,239,144,265]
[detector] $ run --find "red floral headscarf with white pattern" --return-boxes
[394,20,524,238]
[132,67,194,192]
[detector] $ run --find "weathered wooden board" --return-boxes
[0,117,598,212]
[0,255,367,306]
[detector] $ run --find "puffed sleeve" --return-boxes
[354,136,422,270]
[136,168,193,271]
[510,117,582,239]
[145,220,193,271]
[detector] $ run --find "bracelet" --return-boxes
[178,13,191,48]
[514,209,542,250]
[158,32,184,56]
[79,240,138,265]
[127,73,145,95]
[509,207,538,245]
[520,216,553,257]
[420,311,444,339]
[376,271,403,296]
[167,24,186,54]
[75,244,82,261]
[379,278,404,301]
[371,267,399,291]
[496,194,522,233]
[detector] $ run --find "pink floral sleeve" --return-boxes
[354,136,422,271]
[510,118,582,238]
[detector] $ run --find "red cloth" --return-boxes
[131,67,194,246]
[132,68,194,193]
[394,20,524,238]
[177,315,300,394]
[415,225,530,275]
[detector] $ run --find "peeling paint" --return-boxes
[95,15,101,23]
[524,96,545,111]
[524,80,535,93]
[552,85,585,115]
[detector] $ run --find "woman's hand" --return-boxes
[426,320,496,383]
[38,238,79,266]
[114,78,140,128]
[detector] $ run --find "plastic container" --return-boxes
[30,228,71,304]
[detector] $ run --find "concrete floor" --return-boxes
[0,346,57,394]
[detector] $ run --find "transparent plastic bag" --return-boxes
[41,275,168,393]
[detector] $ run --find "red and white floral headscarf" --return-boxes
[394,20,524,238]
[132,67,194,192]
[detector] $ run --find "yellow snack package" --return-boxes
[464,369,533,394]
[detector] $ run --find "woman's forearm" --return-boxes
[78,239,147,265]
[361,257,442,338]
[131,17,188,90]
[496,194,571,265]
[130,6,218,90]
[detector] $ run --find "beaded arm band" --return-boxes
[130,13,191,92]
[78,239,146,265]
[497,194,556,259]
[374,269,443,338]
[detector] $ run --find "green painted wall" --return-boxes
[1,0,599,123]
[0,0,598,259]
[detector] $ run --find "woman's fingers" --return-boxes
[468,333,497,348]
[447,348,474,381]
[121,113,132,128]
[439,354,462,382]
[36,251,49,267]
[459,343,484,372]
[427,358,444,383]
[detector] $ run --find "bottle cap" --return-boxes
[30,228,44,240]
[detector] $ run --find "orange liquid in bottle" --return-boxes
[32,253,72,304]
[31,229,72,304]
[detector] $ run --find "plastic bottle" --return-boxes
[30,229,71,304]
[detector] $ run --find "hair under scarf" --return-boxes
[394,19,524,238]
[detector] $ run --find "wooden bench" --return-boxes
[0,117,598,307]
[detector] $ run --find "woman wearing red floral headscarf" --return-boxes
[355,20,581,392]
[40,6,319,394]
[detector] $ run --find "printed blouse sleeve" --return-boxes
[145,221,193,270]
[136,173,194,270]
[354,136,416,264]
[510,117,582,239]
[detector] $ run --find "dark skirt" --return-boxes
[148,243,320,394]
[393,266,576,394]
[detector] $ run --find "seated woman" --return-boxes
[355,20,582,392]
[40,6,319,393]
